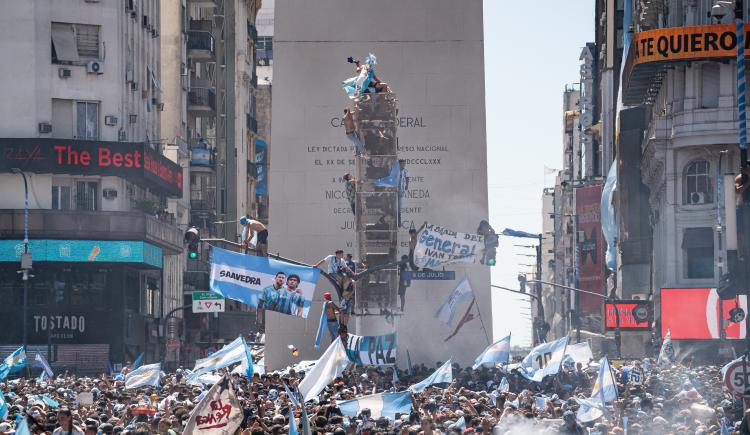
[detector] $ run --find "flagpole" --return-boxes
[475,299,491,345]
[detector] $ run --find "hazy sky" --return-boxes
[484,1,594,347]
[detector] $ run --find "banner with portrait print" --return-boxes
[209,247,320,318]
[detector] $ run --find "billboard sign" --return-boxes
[661,288,747,339]
[633,24,750,66]
[604,300,651,331]
[0,240,163,268]
[575,185,605,314]
[0,138,182,196]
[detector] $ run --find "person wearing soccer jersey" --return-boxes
[259,271,284,312]
[283,274,305,317]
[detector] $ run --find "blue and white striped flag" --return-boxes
[473,334,511,369]
[243,338,254,379]
[193,337,246,376]
[125,363,161,389]
[284,383,300,409]
[4,347,26,373]
[406,349,413,377]
[499,377,510,392]
[34,353,53,378]
[15,417,30,435]
[409,359,452,393]
[40,395,60,408]
[337,391,412,420]
[518,337,568,382]
[132,352,144,370]
[453,416,466,430]
[576,356,618,423]
[314,309,327,349]
[374,161,401,188]
[288,407,298,435]
[298,338,350,402]
[435,278,473,326]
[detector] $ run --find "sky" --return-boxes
[484,1,594,347]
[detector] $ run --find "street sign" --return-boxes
[723,360,750,396]
[192,291,225,313]
[401,270,455,280]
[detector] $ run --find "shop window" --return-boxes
[683,227,714,279]
[52,185,72,210]
[684,160,712,205]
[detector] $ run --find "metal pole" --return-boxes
[16,170,30,351]
[737,0,750,371]
[536,234,546,342]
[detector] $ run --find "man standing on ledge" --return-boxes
[240,215,268,256]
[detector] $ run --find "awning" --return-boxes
[51,23,79,62]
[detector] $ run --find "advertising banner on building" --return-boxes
[0,240,163,268]
[413,223,484,268]
[575,185,605,314]
[633,24,750,65]
[604,301,651,331]
[343,332,397,366]
[209,247,320,318]
[0,138,182,196]
[661,288,747,340]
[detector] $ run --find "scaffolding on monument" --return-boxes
[352,92,400,314]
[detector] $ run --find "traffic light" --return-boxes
[478,220,499,266]
[717,252,744,300]
[184,227,200,260]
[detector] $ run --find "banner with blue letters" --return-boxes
[343,333,397,366]
[413,223,485,268]
[210,247,320,319]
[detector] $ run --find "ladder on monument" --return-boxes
[353,93,400,314]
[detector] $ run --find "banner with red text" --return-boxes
[183,377,243,435]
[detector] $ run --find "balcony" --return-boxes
[190,190,216,212]
[246,113,257,133]
[0,210,183,254]
[188,87,216,114]
[187,31,215,61]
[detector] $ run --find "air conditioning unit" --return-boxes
[156,103,164,111]
[87,60,104,74]
[689,192,707,205]
[104,115,118,126]
[58,68,72,79]
[38,122,52,134]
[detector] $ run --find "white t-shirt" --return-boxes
[53,426,85,435]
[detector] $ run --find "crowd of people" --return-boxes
[1,354,747,435]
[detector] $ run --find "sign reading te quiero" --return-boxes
[634,24,750,64]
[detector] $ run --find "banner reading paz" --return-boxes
[413,223,485,268]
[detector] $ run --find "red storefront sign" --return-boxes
[661,288,747,340]
[1,138,182,196]
[575,184,605,314]
[604,301,651,331]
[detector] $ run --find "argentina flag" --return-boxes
[518,336,568,382]
[192,336,245,376]
[124,363,161,389]
[210,247,320,319]
[337,391,412,420]
[34,353,54,378]
[576,356,618,422]
[472,334,511,369]
[409,359,452,393]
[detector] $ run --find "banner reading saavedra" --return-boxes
[413,223,485,268]
[209,247,320,319]
[343,333,397,366]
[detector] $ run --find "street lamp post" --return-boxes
[11,168,31,351]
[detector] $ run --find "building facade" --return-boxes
[0,0,182,373]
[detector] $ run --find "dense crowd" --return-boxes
[0,355,747,435]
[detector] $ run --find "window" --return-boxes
[701,64,720,108]
[684,160,712,204]
[52,185,72,210]
[75,181,98,211]
[76,101,99,139]
[51,22,100,63]
[256,36,273,66]
[683,228,714,279]
[52,99,73,138]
